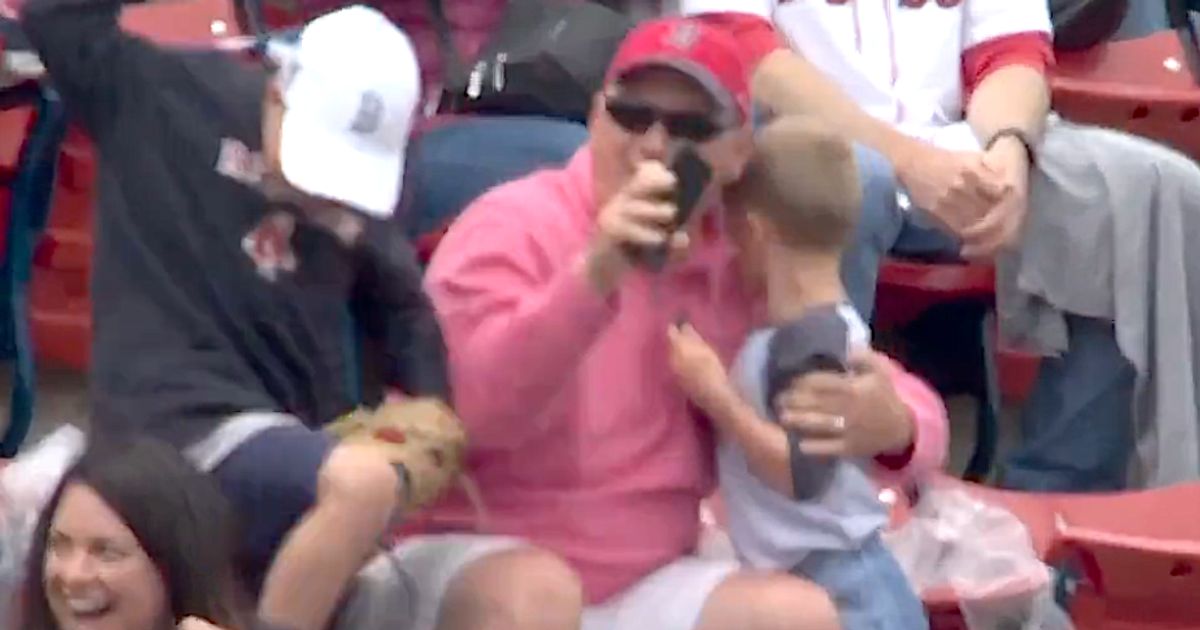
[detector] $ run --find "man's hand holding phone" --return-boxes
[586,160,688,294]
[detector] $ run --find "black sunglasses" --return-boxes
[604,97,724,143]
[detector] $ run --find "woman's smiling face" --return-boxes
[42,482,170,630]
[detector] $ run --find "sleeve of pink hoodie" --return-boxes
[424,192,619,451]
[873,357,950,483]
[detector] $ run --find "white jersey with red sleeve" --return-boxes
[680,0,1053,147]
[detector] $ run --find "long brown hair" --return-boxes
[19,434,252,629]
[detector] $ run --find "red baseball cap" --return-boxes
[606,17,751,123]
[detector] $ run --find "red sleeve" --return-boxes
[871,357,949,481]
[692,12,787,71]
[875,442,916,471]
[961,31,1054,99]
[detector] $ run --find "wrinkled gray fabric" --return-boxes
[996,117,1200,487]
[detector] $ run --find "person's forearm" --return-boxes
[875,359,949,482]
[427,256,617,451]
[21,0,122,66]
[701,381,796,497]
[20,0,140,130]
[753,48,922,169]
[966,65,1050,145]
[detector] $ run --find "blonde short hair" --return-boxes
[728,116,861,251]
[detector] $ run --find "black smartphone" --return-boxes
[636,144,713,271]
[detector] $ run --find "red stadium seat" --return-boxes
[856,476,1200,629]
[1051,30,1200,161]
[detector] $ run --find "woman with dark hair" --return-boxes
[18,434,254,630]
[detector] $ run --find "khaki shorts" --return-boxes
[335,534,738,630]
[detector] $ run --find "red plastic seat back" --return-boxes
[873,259,995,330]
[31,126,94,370]
[1051,31,1200,160]
[1047,484,1200,627]
[121,0,243,43]
[0,106,32,176]
[931,482,1200,628]
[1059,537,1200,628]
[1053,483,1200,541]
[913,479,1200,629]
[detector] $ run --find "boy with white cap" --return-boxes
[19,3,462,629]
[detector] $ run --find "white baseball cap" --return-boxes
[272,6,420,218]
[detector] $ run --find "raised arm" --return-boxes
[424,190,619,452]
[20,0,158,132]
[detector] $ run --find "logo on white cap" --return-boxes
[350,91,384,134]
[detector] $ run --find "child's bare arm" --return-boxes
[667,323,796,496]
[697,377,799,496]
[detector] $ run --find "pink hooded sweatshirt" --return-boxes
[423,147,949,604]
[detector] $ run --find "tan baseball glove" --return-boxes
[325,397,467,513]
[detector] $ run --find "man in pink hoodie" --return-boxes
[396,17,949,630]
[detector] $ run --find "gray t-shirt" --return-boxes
[717,303,889,570]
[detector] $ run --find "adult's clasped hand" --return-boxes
[959,135,1032,259]
[895,140,1030,259]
